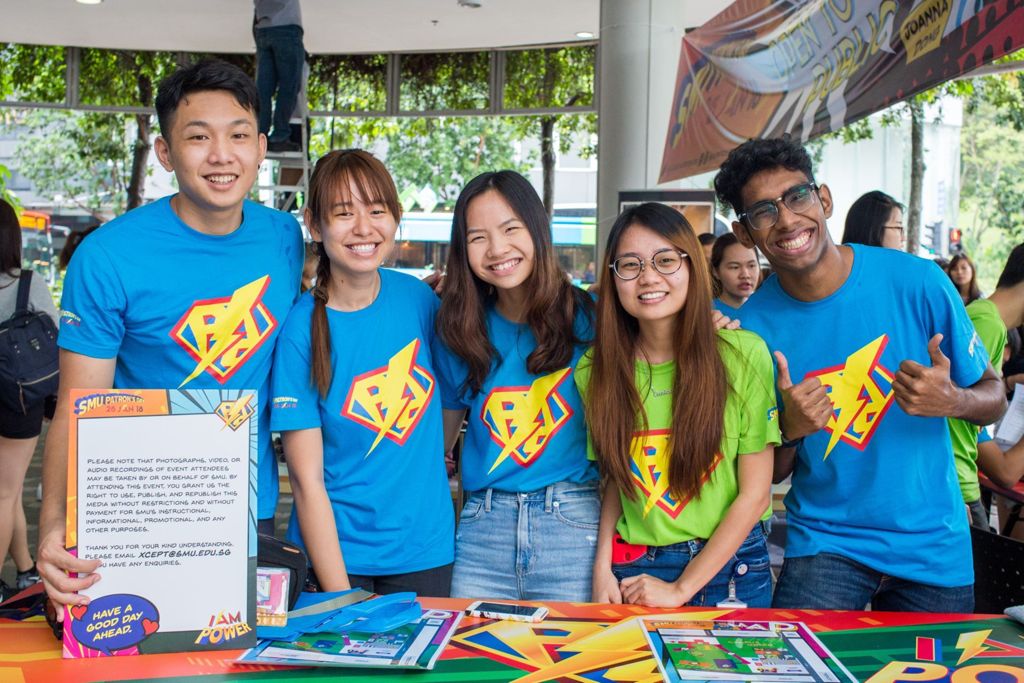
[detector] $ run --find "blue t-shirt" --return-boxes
[713,299,741,318]
[270,270,454,575]
[978,426,992,445]
[59,196,302,520]
[740,244,986,587]
[434,304,598,492]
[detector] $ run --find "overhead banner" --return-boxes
[659,0,1024,182]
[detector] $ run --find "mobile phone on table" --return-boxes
[465,600,548,622]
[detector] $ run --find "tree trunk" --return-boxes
[906,99,925,255]
[126,73,153,211]
[540,116,556,220]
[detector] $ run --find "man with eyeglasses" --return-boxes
[713,137,1006,612]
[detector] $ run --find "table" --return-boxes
[3,599,1023,682]
[978,472,1024,535]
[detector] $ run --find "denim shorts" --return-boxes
[451,481,599,602]
[611,522,773,608]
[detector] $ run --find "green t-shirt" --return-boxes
[576,328,780,545]
[949,297,1007,502]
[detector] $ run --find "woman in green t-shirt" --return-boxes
[577,202,781,608]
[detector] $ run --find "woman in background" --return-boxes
[710,233,759,317]
[0,198,57,601]
[841,190,904,250]
[947,254,982,305]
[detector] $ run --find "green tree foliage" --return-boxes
[0,43,65,103]
[11,109,132,218]
[0,162,21,210]
[505,46,597,216]
[959,96,1024,290]
[400,52,490,111]
[383,117,530,209]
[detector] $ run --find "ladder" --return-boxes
[258,85,311,214]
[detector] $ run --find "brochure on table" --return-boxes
[642,618,857,683]
[238,608,463,670]
[63,389,257,658]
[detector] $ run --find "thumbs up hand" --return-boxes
[775,350,832,442]
[893,334,959,417]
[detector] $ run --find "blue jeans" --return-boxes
[451,481,599,601]
[773,552,974,612]
[254,24,305,141]
[611,522,772,608]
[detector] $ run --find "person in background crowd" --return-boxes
[579,202,778,608]
[57,225,99,272]
[947,245,1024,527]
[270,149,454,596]
[434,170,599,602]
[254,0,305,153]
[0,199,56,602]
[710,232,760,317]
[37,60,303,617]
[698,232,717,262]
[948,253,982,305]
[841,190,904,250]
[714,136,1005,612]
[300,240,318,292]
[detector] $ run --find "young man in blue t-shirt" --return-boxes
[713,138,1006,612]
[37,60,302,616]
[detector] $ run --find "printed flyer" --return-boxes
[642,619,856,683]
[63,389,257,657]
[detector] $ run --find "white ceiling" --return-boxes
[0,0,601,54]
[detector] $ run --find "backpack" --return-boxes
[0,271,59,414]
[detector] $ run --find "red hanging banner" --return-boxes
[659,0,1024,182]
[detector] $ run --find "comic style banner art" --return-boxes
[659,0,1024,181]
[2,602,1023,681]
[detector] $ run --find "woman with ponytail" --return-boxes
[577,203,779,608]
[269,149,454,595]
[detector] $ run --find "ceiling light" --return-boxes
[76,0,103,4]
[575,31,595,39]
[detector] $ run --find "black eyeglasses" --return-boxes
[609,248,687,281]
[738,183,819,231]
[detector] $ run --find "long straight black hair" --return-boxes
[437,170,593,396]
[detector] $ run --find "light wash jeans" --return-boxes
[611,521,773,608]
[451,481,599,601]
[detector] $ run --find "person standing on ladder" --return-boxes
[254,0,305,153]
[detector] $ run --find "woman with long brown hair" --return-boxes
[947,253,982,305]
[269,149,454,595]
[434,170,598,601]
[577,202,778,607]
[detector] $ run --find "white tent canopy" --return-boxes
[1,0,601,54]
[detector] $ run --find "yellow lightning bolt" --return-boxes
[365,340,419,457]
[179,276,269,387]
[632,433,672,518]
[218,394,254,430]
[486,368,571,473]
[514,611,730,683]
[821,335,887,458]
[956,629,992,665]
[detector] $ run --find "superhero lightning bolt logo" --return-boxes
[341,339,435,457]
[214,394,256,431]
[480,368,573,473]
[171,276,276,387]
[630,430,721,519]
[806,334,895,458]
